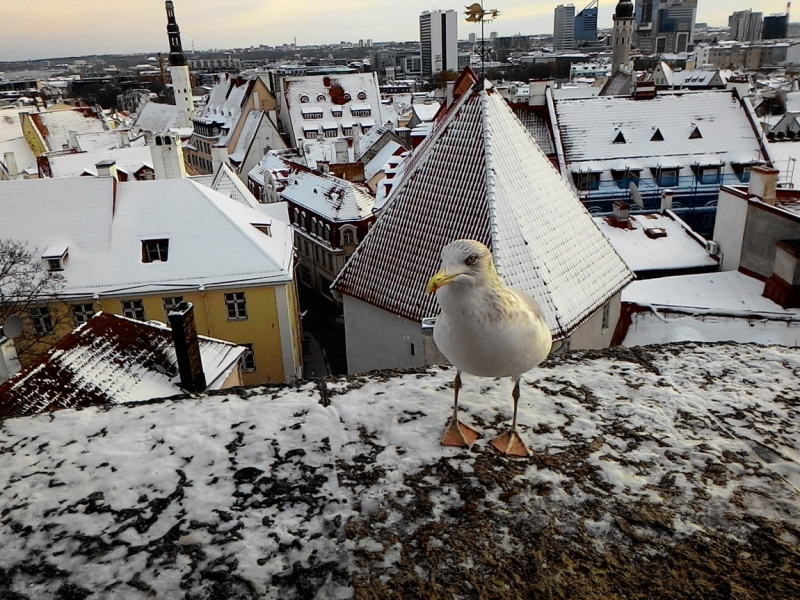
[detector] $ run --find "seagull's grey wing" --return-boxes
[509,288,544,319]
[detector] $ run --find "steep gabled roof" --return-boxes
[0,312,245,418]
[334,79,632,339]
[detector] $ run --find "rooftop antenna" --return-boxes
[465,2,501,82]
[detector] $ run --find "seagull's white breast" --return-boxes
[433,284,552,378]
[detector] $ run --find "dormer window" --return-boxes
[300,94,310,103]
[613,131,626,144]
[342,227,356,245]
[651,128,665,142]
[317,94,326,102]
[252,223,272,236]
[142,239,169,263]
[342,126,353,136]
[357,91,367,100]
[332,108,342,117]
[42,245,68,272]
[690,126,703,139]
[343,93,352,101]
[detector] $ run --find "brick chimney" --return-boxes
[168,302,206,393]
[763,240,800,308]
[748,166,779,206]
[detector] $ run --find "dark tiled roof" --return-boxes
[334,75,632,339]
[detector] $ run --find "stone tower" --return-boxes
[165,1,195,129]
[612,0,635,74]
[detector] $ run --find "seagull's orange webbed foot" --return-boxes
[442,417,480,447]
[490,429,530,457]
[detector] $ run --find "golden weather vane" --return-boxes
[465,2,501,80]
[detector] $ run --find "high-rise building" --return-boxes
[729,9,763,42]
[634,0,697,54]
[762,13,789,39]
[574,0,599,44]
[419,10,458,76]
[164,1,194,129]
[612,0,635,72]
[554,4,576,52]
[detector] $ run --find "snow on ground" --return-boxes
[0,343,799,598]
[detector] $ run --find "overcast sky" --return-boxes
[0,0,795,63]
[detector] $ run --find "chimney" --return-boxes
[446,80,455,108]
[167,301,207,393]
[748,166,779,205]
[95,159,118,179]
[4,152,19,177]
[211,145,229,175]
[252,89,260,110]
[763,240,800,308]
[613,200,630,223]
[660,189,673,212]
[352,126,361,158]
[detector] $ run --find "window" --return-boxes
[574,172,600,191]
[651,128,665,142]
[342,127,353,137]
[410,342,415,356]
[601,303,610,332]
[224,292,248,320]
[304,240,310,255]
[304,130,318,139]
[29,307,54,335]
[332,109,342,117]
[253,224,272,236]
[47,258,65,271]
[121,299,146,321]
[324,128,338,138]
[611,169,641,189]
[316,94,326,102]
[162,296,184,321]
[343,93,351,101]
[698,166,720,185]
[658,168,679,187]
[300,95,310,103]
[299,266,312,286]
[303,112,323,120]
[613,131,626,144]
[357,91,367,100]
[72,303,95,325]
[342,228,355,245]
[239,343,256,372]
[351,108,371,117]
[738,166,752,183]
[142,239,169,263]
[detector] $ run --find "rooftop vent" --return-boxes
[651,128,664,142]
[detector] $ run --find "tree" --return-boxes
[0,240,71,365]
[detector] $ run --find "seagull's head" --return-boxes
[426,239,498,295]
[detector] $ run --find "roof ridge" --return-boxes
[480,88,502,278]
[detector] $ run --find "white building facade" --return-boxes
[420,10,458,76]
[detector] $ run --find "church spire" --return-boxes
[165,1,187,67]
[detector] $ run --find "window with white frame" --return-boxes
[72,303,95,325]
[253,224,272,236]
[342,228,355,245]
[142,239,169,263]
[239,343,256,372]
[698,166,720,185]
[658,168,679,187]
[601,302,610,332]
[29,307,54,335]
[121,299,146,321]
[162,296,184,321]
[224,292,248,320]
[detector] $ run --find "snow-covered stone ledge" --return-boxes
[0,343,798,599]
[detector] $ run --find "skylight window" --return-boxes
[689,126,703,139]
[142,239,169,263]
[651,128,665,142]
[613,131,626,144]
[252,223,272,236]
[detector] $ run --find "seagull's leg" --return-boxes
[442,369,480,447]
[490,377,530,458]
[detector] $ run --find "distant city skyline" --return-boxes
[0,0,796,63]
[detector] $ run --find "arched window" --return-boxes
[165,136,172,146]
[155,136,163,146]
[343,93,351,101]
[324,224,330,242]
[317,94,326,102]
[357,91,367,100]
[300,94,310,103]
[343,228,355,245]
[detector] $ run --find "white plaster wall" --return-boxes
[343,295,426,374]
[713,188,748,271]
[568,292,622,350]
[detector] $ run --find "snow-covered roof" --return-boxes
[280,169,375,222]
[29,108,106,151]
[0,312,244,417]
[0,177,294,297]
[555,91,764,168]
[206,162,260,208]
[594,211,718,274]
[46,146,153,178]
[0,136,36,176]
[363,140,403,180]
[0,105,38,144]
[134,102,179,133]
[228,110,263,165]
[766,140,800,187]
[0,343,797,597]
[283,72,389,142]
[786,91,800,113]
[74,130,144,152]
[199,75,254,147]
[335,76,633,338]
[411,102,441,122]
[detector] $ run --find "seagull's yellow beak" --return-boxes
[426,269,457,294]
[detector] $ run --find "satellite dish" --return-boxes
[1,315,23,340]
[629,181,644,209]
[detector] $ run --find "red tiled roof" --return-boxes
[0,313,243,419]
[333,75,633,340]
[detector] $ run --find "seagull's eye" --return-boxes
[465,255,478,266]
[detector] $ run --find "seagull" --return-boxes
[426,240,552,457]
